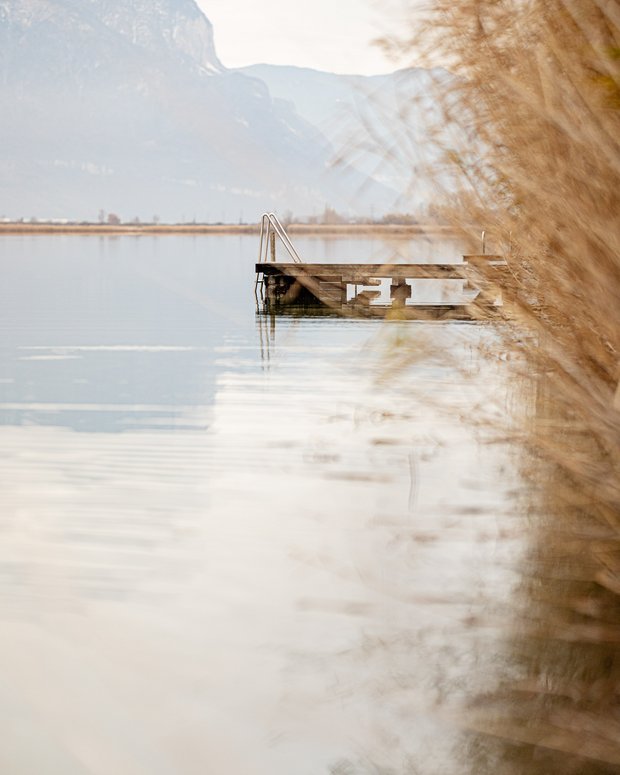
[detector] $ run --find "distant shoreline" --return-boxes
[0,222,455,237]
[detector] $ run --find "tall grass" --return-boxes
[384,1,620,771]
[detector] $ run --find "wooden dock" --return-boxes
[255,257,507,320]
[254,214,507,320]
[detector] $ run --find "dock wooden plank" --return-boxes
[257,262,475,280]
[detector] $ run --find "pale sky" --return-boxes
[198,0,409,75]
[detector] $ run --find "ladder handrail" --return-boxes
[258,213,303,263]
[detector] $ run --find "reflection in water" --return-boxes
[461,371,620,775]
[0,234,523,774]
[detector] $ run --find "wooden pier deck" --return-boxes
[256,257,507,319]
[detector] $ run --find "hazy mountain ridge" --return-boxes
[0,0,415,221]
[240,64,450,205]
[0,0,223,85]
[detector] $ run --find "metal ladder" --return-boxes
[255,213,303,303]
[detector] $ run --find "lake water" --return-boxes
[0,234,524,775]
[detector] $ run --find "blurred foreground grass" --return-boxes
[377,1,620,771]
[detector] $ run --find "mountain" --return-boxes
[0,0,421,221]
[238,64,450,209]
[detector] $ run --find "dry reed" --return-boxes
[378,1,620,771]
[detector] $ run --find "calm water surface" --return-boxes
[0,234,523,774]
